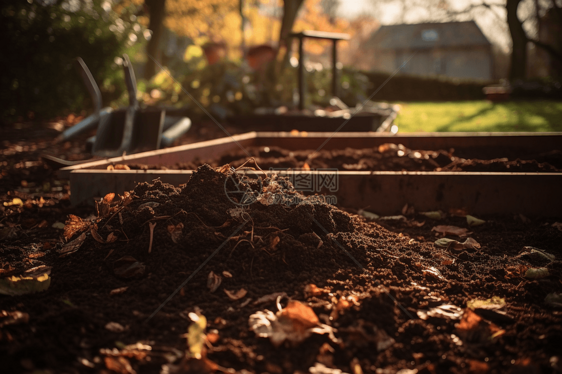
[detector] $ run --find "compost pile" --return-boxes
[127,144,562,173]
[1,164,562,374]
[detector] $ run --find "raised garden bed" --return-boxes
[60,132,562,217]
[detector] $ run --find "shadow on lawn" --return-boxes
[435,101,562,132]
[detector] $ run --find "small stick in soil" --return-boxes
[101,207,124,230]
[104,249,114,261]
[229,239,253,257]
[148,222,157,253]
[120,228,129,242]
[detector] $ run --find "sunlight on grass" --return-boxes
[394,101,562,133]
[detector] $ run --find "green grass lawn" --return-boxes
[393,101,562,132]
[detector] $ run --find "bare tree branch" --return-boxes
[528,38,562,63]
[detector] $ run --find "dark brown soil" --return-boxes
[1,164,561,374]
[1,122,562,374]
[126,144,562,173]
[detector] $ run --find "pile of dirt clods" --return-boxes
[0,164,561,374]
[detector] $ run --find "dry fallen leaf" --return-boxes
[254,292,287,305]
[422,266,445,281]
[104,356,135,374]
[58,232,86,257]
[455,309,504,344]
[417,304,463,320]
[167,223,184,244]
[110,287,128,296]
[467,297,505,311]
[304,284,327,298]
[434,237,480,251]
[97,193,115,218]
[224,288,247,300]
[524,267,549,279]
[420,211,443,220]
[64,214,91,241]
[207,271,222,293]
[279,300,319,330]
[106,232,118,243]
[432,225,470,237]
[105,322,125,332]
[358,210,379,220]
[519,246,555,261]
[466,215,486,227]
[249,300,335,347]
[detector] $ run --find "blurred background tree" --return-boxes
[0,0,149,123]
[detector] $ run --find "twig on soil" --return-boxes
[119,228,129,242]
[148,222,157,253]
[235,157,268,178]
[104,249,114,261]
[101,207,125,230]
[229,239,253,257]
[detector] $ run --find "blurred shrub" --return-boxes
[137,52,372,120]
[361,70,492,101]
[0,0,143,123]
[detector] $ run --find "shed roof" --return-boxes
[368,21,491,50]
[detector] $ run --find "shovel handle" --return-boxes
[122,54,138,109]
[75,57,102,115]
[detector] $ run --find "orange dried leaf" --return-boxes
[167,223,183,244]
[279,300,319,330]
[106,232,118,243]
[64,214,90,241]
[104,356,135,374]
[304,284,326,298]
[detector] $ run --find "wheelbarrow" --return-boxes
[53,54,191,159]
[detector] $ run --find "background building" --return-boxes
[367,21,493,80]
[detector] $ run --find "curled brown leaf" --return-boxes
[224,288,247,300]
[207,271,222,293]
